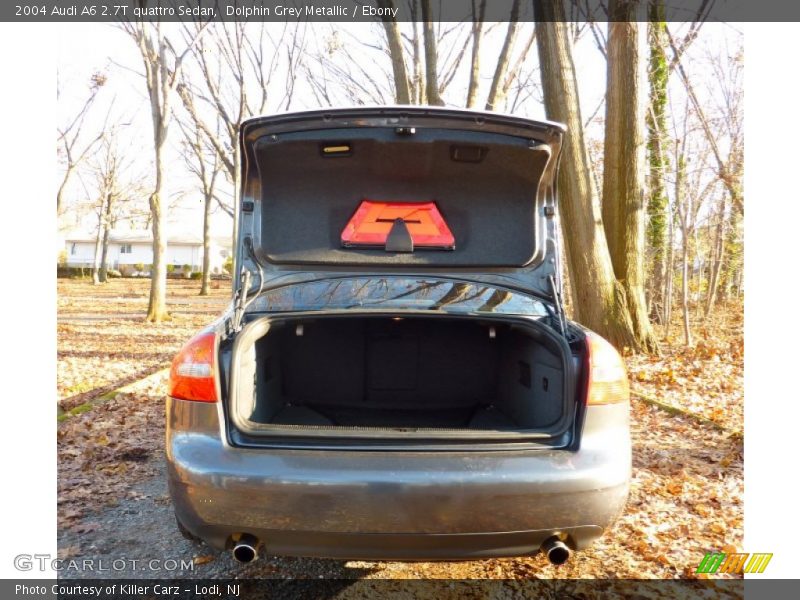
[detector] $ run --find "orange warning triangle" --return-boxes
[341,200,455,250]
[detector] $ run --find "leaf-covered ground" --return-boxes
[626,304,744,433]
[57,279,229,411]
[57,279,743,583]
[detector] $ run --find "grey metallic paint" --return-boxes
[167,398,630,558]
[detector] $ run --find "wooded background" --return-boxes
[56,1,743,356]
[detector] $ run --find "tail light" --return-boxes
[168,331,218,402]
[585,332,630,405]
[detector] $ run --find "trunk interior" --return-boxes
[232,316,570,434]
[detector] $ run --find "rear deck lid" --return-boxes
[236,107,565,301]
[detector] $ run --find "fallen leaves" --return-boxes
[57,279,228,410]
[56,282,743,581]
[58,379,168,529]
[626,302,744,432]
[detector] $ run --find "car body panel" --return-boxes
[167,398,630,557]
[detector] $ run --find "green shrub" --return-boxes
[190,271,202,280]
[182,264,192,273]
[166,264,175,273]
[134,263,145,272]
[223,256,233,274]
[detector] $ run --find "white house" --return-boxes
[64,230,232,275]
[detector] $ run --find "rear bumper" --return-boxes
[166,399,631,559]
[194,528,606,560]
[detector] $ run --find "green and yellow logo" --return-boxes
[696,552,773,574]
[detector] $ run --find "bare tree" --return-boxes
[667,27,743,217]
[674,142,692,346]
[178,117,223,296]
[496,26,538,110]
[704,44,743,316]
[485,0,522,110]
[177,21,306,252]
[57,72,107,214]
[466,0,486,108]
[410,5,426,103]
[644,4,712,323]
[671,103,719,347]
[377,0,411,103]
[663,187,676,337]
[420,1,444,105]
[303,26,393,107]
[369,3,533,110]
[704,192,727,318]
[88,129,130,284]
[121,17,207,322]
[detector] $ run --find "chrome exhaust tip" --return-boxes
[231,534,260,563]
[540,536,571,565]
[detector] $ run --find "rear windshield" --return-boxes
[254,127,549,268]
[246,277,550,316]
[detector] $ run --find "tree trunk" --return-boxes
[411,9,425,104]
[421,1,443,105]
[704,195,726,319]
[717,202,742,302]
[681,228,692,346]
[645,5,669,324]
[57,165,75,215]
[378,0,411,104]
[534,0,639,351]
[485,0,521,111]
[675,154,692,346]
[98,192,112,283]
[602,4,659,354]
[147,138,169,322]
[466,0,485,108]
[92,210,103,286]
[200,190,212,296]
[663,197,675,337]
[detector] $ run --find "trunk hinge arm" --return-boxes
[230,268,252,334]
[228,236,264,335]
[548,274,567,339]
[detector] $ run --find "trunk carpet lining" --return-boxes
[270,403,520,430]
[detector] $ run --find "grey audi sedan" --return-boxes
[166,107,631,565]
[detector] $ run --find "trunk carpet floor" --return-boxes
[270,403,519,430]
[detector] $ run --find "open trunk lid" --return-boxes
[235,107,566,302]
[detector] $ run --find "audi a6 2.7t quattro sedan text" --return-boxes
[166,107,631,565]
